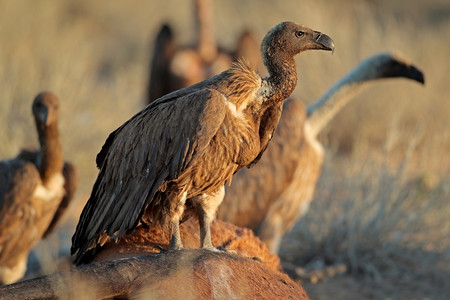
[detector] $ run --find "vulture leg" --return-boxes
[198,207,213,248]
[169,215,183,250]
[193,186,225,250]
[168,193,187,250]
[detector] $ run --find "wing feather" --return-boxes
[0,160,41,263]
[247,103,283,168]
[72,88,227,263]
[0,160,40,211]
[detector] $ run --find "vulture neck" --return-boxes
[36,122,63,185]
[262,52,297,105]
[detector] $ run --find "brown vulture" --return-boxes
[147,0,261,103]
[0,92,77,284]
[71,21,335,264]
[217,52,425,253]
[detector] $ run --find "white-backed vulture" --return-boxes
[217,52,425,253]
[71,22,335,265]
[0,92,77,284]
[147,0,261,103]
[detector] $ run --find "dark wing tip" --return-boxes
[158,23,173,39]
[96,131,117,169]
[147,23,177,103]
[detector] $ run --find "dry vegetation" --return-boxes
[0,0,448,299]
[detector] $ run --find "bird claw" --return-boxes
[154,245,165,252]
[169,244,184,251]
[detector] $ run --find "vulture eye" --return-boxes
[295,31,305,38]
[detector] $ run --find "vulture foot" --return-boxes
[168,243,184,251]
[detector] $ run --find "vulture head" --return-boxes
[32,91,60,128]
[262,22,334,63]
[368,52,425,84]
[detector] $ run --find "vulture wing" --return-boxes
[13,150,77,238]
[0,160,40,212]
[247,103,283,168]
[72,88,227,257]
[0,160,40,262]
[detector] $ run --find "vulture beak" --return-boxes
[37,107,49,125]
[313,31,335,53]
[379,57,425,84]
[409,65,425,84]
[396,64,425,84]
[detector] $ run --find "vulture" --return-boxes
[71,21,335,265]
[147,0,261,103]
[217,52,425,253]
[0,92,77,284]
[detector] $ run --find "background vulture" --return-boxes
[71,21,334,265]
[0,92,77,284]
[147,0,261,103]
[217,52,425,253]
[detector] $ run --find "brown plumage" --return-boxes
[14,150,78,239]
[0,92,77,284]
[146,0,261,103]
[71,21,334,265]
[217,52,425,253]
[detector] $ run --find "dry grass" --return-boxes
[0,0,448,298]
[281,138,450,298]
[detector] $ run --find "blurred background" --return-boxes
[0,0,448,299]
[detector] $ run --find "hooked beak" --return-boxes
[388,63,425,84]
[37,107,49,125]
[408,65,425,84]
[313,31,335,53]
